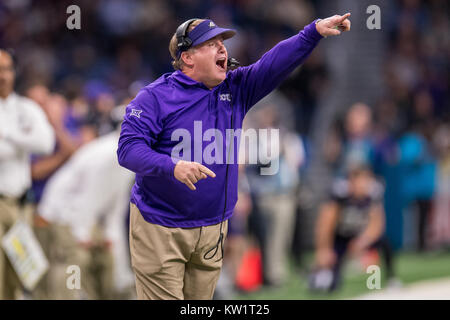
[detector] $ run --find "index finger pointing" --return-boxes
[338,12,351,22]
[198,164,216,178]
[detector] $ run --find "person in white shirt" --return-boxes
[37,121,135,299]
[0,49,55,299]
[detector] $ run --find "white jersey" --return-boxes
[0,92,55,198]
[38,130,135,290]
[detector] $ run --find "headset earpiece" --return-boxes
[176,18,198,57]
[227,57,240,71]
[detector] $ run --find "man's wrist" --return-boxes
[303,19,324,41]
[169,157,181,178]
[315,18,326,38]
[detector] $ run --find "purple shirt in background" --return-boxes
[31,111,81,203]
[117,21,322,228]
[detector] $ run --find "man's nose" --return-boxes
[218,42,226,53]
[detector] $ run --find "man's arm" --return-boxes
[117,89,176,178]
[118,89,216,189]
[349,203,385,255]
[31,124,80,180]
[229,13,351,111]
[315,201,340,268]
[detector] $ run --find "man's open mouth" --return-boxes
[216,57,226,71]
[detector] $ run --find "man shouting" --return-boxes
[118,14,351,300]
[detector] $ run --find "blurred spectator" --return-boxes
[26,85,84,204]
[35,109,135,299]
[26,84,97,299]
[0,49,55,299]
[398,131,437,251]
[310,165,395,292]
[337,102,376,176]
[244,91,305,288]
[91,92,117,136]
[429,121,450,248]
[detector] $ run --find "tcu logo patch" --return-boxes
[130,109,143,118]
[219,94,231,102]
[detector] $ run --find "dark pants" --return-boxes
[330,234,394,291]
[416,199,432,251]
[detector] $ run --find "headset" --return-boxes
[175,18,197,58]
[175,19,240,70]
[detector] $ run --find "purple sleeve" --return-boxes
[229,21,323,111]
[117,88,176,178]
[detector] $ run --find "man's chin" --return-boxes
[208,74,226,88]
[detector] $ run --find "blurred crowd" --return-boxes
[0,0,448,299]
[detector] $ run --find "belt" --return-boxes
[0,194,18,201]
[0,192,25,203]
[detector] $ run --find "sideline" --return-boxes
[355,277,450,300]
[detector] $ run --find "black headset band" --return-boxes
[176,18,197,40]
[175,18,199,56]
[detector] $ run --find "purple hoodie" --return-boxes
[117,21,322,228]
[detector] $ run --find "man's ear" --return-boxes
[181,50,194,68]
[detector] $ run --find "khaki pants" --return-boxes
[87,225,114,300]
[33,223,85,299]
[129,203,228,300]
[258,193,296,286]
[33,222,114,300]
[0,198,22,300]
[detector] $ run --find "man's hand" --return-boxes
[174,160,216,190]
[316,13,351,37]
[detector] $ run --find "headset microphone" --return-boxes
[227,57,240,71]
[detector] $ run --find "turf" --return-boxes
[233,250,450,300]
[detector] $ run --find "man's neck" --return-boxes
[181,69,213,90]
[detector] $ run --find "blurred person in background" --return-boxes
[91,92,118,136]
[35,106,135,299]
[244,91,305,288]
[337,103,376,177]
[310,165,395,292]
[398,95,437,251]
[0,49,55,299]
[26,85,84,204]
[67,93,99,143]
[380,0,447,250]
[429,120,450,248]
[82,81,118,137]
[25,84,96,299]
